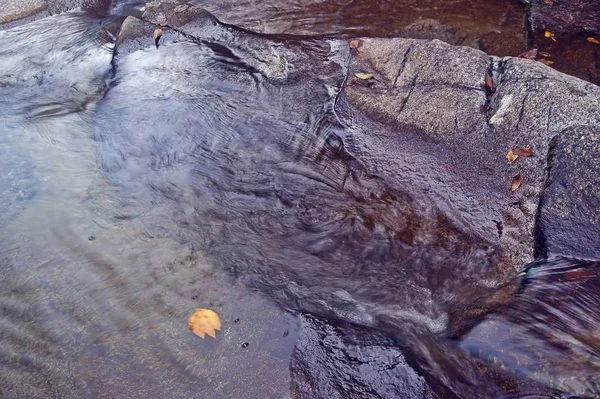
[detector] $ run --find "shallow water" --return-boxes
[1,3,599,399]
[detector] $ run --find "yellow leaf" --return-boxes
[544,31,554,38]
[354,73,374,80]
[189,309,221,339]
[506,150,518,164]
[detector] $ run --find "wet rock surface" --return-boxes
[529,0,600,35]
[291,317,438,399]
[1,2,600,399]
[345,37,600,263]
[536,126,600,259]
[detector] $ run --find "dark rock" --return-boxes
[46,0,112,15]
[291,317,438,399]
[536,126,600,259]
[529,0,600,34]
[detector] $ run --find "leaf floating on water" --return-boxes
[539,58,554,66]
[189,308,221,339]
[506,150,518,164]
[349,40,360,49]
[354,73,374,80]
[153,28,163,48]
[587,37,600,45]
[512,147,534,158]
[511,174,522,192]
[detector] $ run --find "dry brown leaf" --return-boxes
[154,28,163,48]
[485,73,493,92]
[349,40,360,49]
[512,147,534,158]
[189,308,221,339]
[511,174,522,192]
[506,150,518,164]
[587,37,600,45]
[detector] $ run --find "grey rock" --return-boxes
[344,38,600,265]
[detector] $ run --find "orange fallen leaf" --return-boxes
[189,308,221,339]
[349,40,360,49]
[511,174,522,192]
[587,37,600,45]
[512,148,534,158]
[506,150,518,164]
[154,28,163,48]
[485,73,493,92]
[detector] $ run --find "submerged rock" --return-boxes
[529,0,600,35]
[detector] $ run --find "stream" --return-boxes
[1,1,599,398]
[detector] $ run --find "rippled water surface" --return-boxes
[1,2,599,398]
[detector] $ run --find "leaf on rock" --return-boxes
[511,174,522,192]
[154,28,163,48]
[189,308,221,339]
[506,150,518,164]
[349,40,360,49]
[512,147,534,158]
[539,58,554,66]
[485,73,493,92]
[587,37,600,45]
[355,73,374,80]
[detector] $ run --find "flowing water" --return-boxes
[1,2,599,398]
